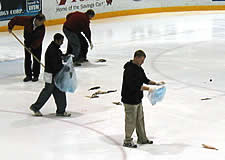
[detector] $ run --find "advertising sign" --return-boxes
[55,0,112,14]
[0,0,42,21]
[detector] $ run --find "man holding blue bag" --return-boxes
[30,33,71,117]
[121,50,165,148]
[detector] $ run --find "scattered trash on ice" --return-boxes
[88,86,101,91]
[86,90,117,99]
[201,98,212,101]
[112,102,122,105]
[96,59,106,62]
[202,144,218,150]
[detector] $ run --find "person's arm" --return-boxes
[141,86,155,92]
[83,27,91,42]
[46,46,60,74]
[53,50,64,74]
[142,69,165,85]
[148,80,165,85]
[8,16,29,33]
[31,27,45,49]
[83,23,93,49]
[142,69,165,88]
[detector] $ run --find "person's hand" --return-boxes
[62,54,73,62]
[156,81,165,86]
[149,88,155,93]
[90,42,94,50]
[8,29,12,33]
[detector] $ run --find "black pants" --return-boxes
[24,46,42,78]
[66,33,89,59]
[31,82,67,114]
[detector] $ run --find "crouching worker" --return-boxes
[30,33,71,117]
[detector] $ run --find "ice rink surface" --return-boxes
[0,11,225,160]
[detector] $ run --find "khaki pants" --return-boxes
[124,103,148,144]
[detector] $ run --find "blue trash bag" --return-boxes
[54,55,77,93]
[147,86,166,105]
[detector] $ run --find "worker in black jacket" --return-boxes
[30,33,71,117]
[121,50,165,148]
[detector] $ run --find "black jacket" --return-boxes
[121,60,150,105]
[44,41,63,76]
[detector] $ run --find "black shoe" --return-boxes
[56,112,71,117]
[123,142,137,148]
[30,106,43,116]
[23,76,32,82]
[32,77,39,82]
[137,140,153,144]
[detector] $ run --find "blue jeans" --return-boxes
[63,27,81,59]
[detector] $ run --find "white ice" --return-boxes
[0,11,225,160]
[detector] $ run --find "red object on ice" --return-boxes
[202,144,218,150]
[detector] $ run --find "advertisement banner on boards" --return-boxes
[0,0,42,21]
[55,0,112,14]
